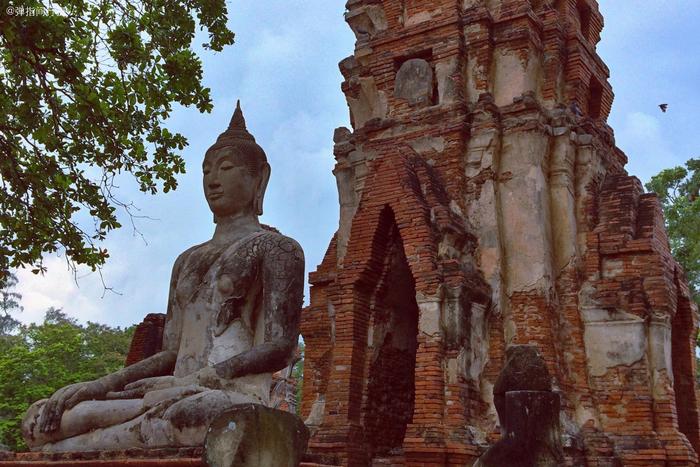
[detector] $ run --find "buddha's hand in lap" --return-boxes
[106,367,225,401]
[38,379,109,433]
[159,367,226,391]
[106,376,178,399]
[191,366,227,389]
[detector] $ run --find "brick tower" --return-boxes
[300,1,700,465]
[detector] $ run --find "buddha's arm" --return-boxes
[37,350,177,433]
[214,235,305,379]
[107,350,178,390]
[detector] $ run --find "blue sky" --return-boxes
[14,1,700,328]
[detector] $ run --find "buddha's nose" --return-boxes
[207,178,221,190]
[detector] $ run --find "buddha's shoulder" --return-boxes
[171,229,303,269]
[254,228,304,260]
[171,242,207,270]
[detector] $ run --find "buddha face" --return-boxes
[202,146,269,219]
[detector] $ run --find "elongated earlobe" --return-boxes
[256,163,271,216]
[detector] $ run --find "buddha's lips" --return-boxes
[207,192,224,200]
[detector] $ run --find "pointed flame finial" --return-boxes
[212,99,256,147]
[228,99,247,133]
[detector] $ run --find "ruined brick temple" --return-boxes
[300,0,700,465]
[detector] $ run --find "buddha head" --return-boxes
[203,101,271,222]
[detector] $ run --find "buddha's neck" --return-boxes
[212,212,261,245]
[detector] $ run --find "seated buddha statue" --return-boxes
[21,102,305,452]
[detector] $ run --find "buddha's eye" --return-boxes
[220,162,235,171]
[203,168,211,175]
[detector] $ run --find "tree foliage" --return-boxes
[0,0,234,277]
[0,271,22,335]
[0,308,134,451]
[645,158,700,304]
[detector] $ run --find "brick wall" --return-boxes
[125,313,165,367]
[301,1,700,465]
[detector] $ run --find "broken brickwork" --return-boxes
[300,0,700,465]
[125,313,165,366]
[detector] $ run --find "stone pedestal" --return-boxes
[0,447,205,466]
[204,404,309,467]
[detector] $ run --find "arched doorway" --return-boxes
[361,211,420,460]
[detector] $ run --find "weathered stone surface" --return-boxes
[345,3,387,41]
[346,76,388,129]
[493,345,552,394]
[475,391,563,467]
[477,345,561,466]
[394,58,433,106]
[493,345,552,429]
[22,102,305,453]
[204,404,309,467]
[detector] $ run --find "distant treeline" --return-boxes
[0,308,133,451]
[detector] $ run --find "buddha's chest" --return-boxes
[172,237,264,375]
[174,240,259,310]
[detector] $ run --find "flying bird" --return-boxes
[659,103,668,113]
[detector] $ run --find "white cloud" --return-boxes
[15,256,103,325]
[13,226,179,328]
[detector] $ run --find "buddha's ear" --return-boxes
[255,162,271,216]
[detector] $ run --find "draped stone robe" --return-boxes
[23,229,304,451]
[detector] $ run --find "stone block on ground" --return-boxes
[204,403,309,467]
[475,391,563,467]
